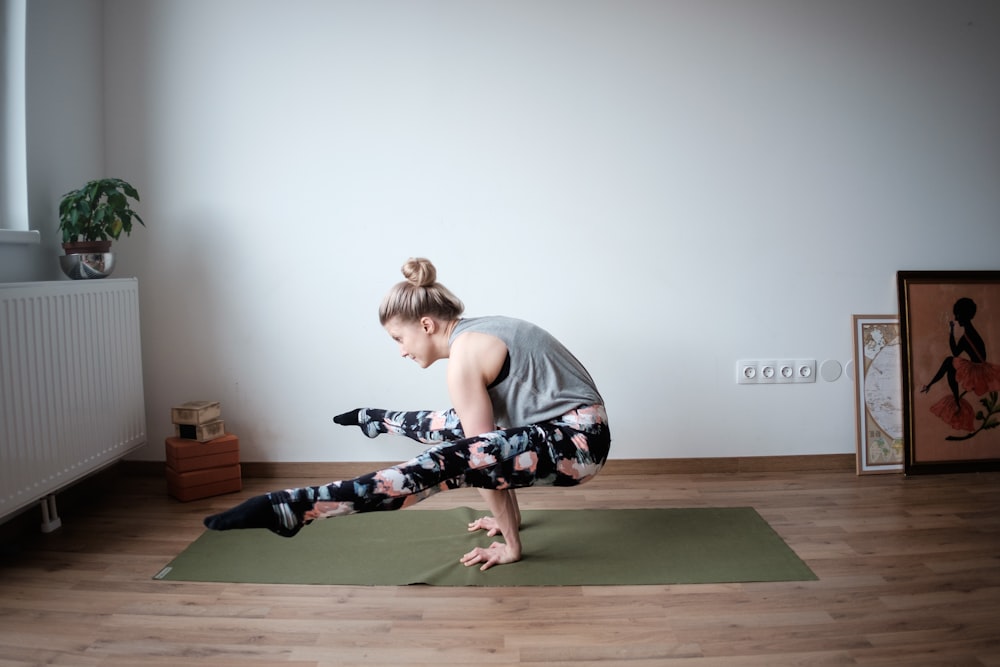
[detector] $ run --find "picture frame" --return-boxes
[852,315,903,474]
[897,271,1000,474]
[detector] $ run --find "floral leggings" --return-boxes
[269,404,611,533]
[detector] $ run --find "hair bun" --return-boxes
[379,257,464,325]
[401,257,437,288]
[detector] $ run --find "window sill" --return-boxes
[0,229,41,245]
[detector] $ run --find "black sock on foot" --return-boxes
[333,408,385,438]
[203,493,305,538]
[333,409,362,426]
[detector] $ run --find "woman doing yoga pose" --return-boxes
[205,257,611,570]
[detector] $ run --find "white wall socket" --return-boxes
[737,359,816,385]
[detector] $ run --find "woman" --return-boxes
[205,257,610,571]
[921,297,1000,432]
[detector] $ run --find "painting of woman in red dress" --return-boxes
[920,297,1000,440]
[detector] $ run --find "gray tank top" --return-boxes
[449,316,603,427]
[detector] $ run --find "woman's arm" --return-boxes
[447,332,522,570]
[446,332,501,438]
[469,490,520,536]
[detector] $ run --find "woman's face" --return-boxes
[384,317,435,368]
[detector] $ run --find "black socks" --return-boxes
[203,492,309,538]
[333,408,385,439]
[333,409,362,426]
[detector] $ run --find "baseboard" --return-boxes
[124,454,855,479]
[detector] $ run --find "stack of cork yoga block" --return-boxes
[165,400,242,502]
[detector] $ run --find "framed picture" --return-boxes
[897,271,1000,474]
[853,315,903,474]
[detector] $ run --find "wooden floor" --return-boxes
[2,465,1000,666]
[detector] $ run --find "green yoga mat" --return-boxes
[155,507,816,586]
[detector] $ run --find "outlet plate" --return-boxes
[737,359,816,384]
[791,359,816,384]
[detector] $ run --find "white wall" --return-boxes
[16,0,1000,463]
[0,0,104,282]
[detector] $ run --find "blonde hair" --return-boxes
[378,257,464,325]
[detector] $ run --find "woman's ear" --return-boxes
[420,316,436,334]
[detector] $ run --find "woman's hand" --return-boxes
[460,541,521,571]
[468,516,502,536]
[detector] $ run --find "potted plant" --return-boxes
[58,178,145,254]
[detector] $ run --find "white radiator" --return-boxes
[0,278,146,528]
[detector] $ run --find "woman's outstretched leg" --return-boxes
[204,449,462,537]
[334,408,465,444]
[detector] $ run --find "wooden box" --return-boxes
[174,419,225,442]
[165,434,239,473]
[171,400,222,425]
[166,463,242,502]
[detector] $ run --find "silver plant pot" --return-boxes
[59,253,115,279]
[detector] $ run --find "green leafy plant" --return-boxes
[58,178,145,247]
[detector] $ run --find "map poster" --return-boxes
[853,316,904,474]
[897,271,1000,475]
